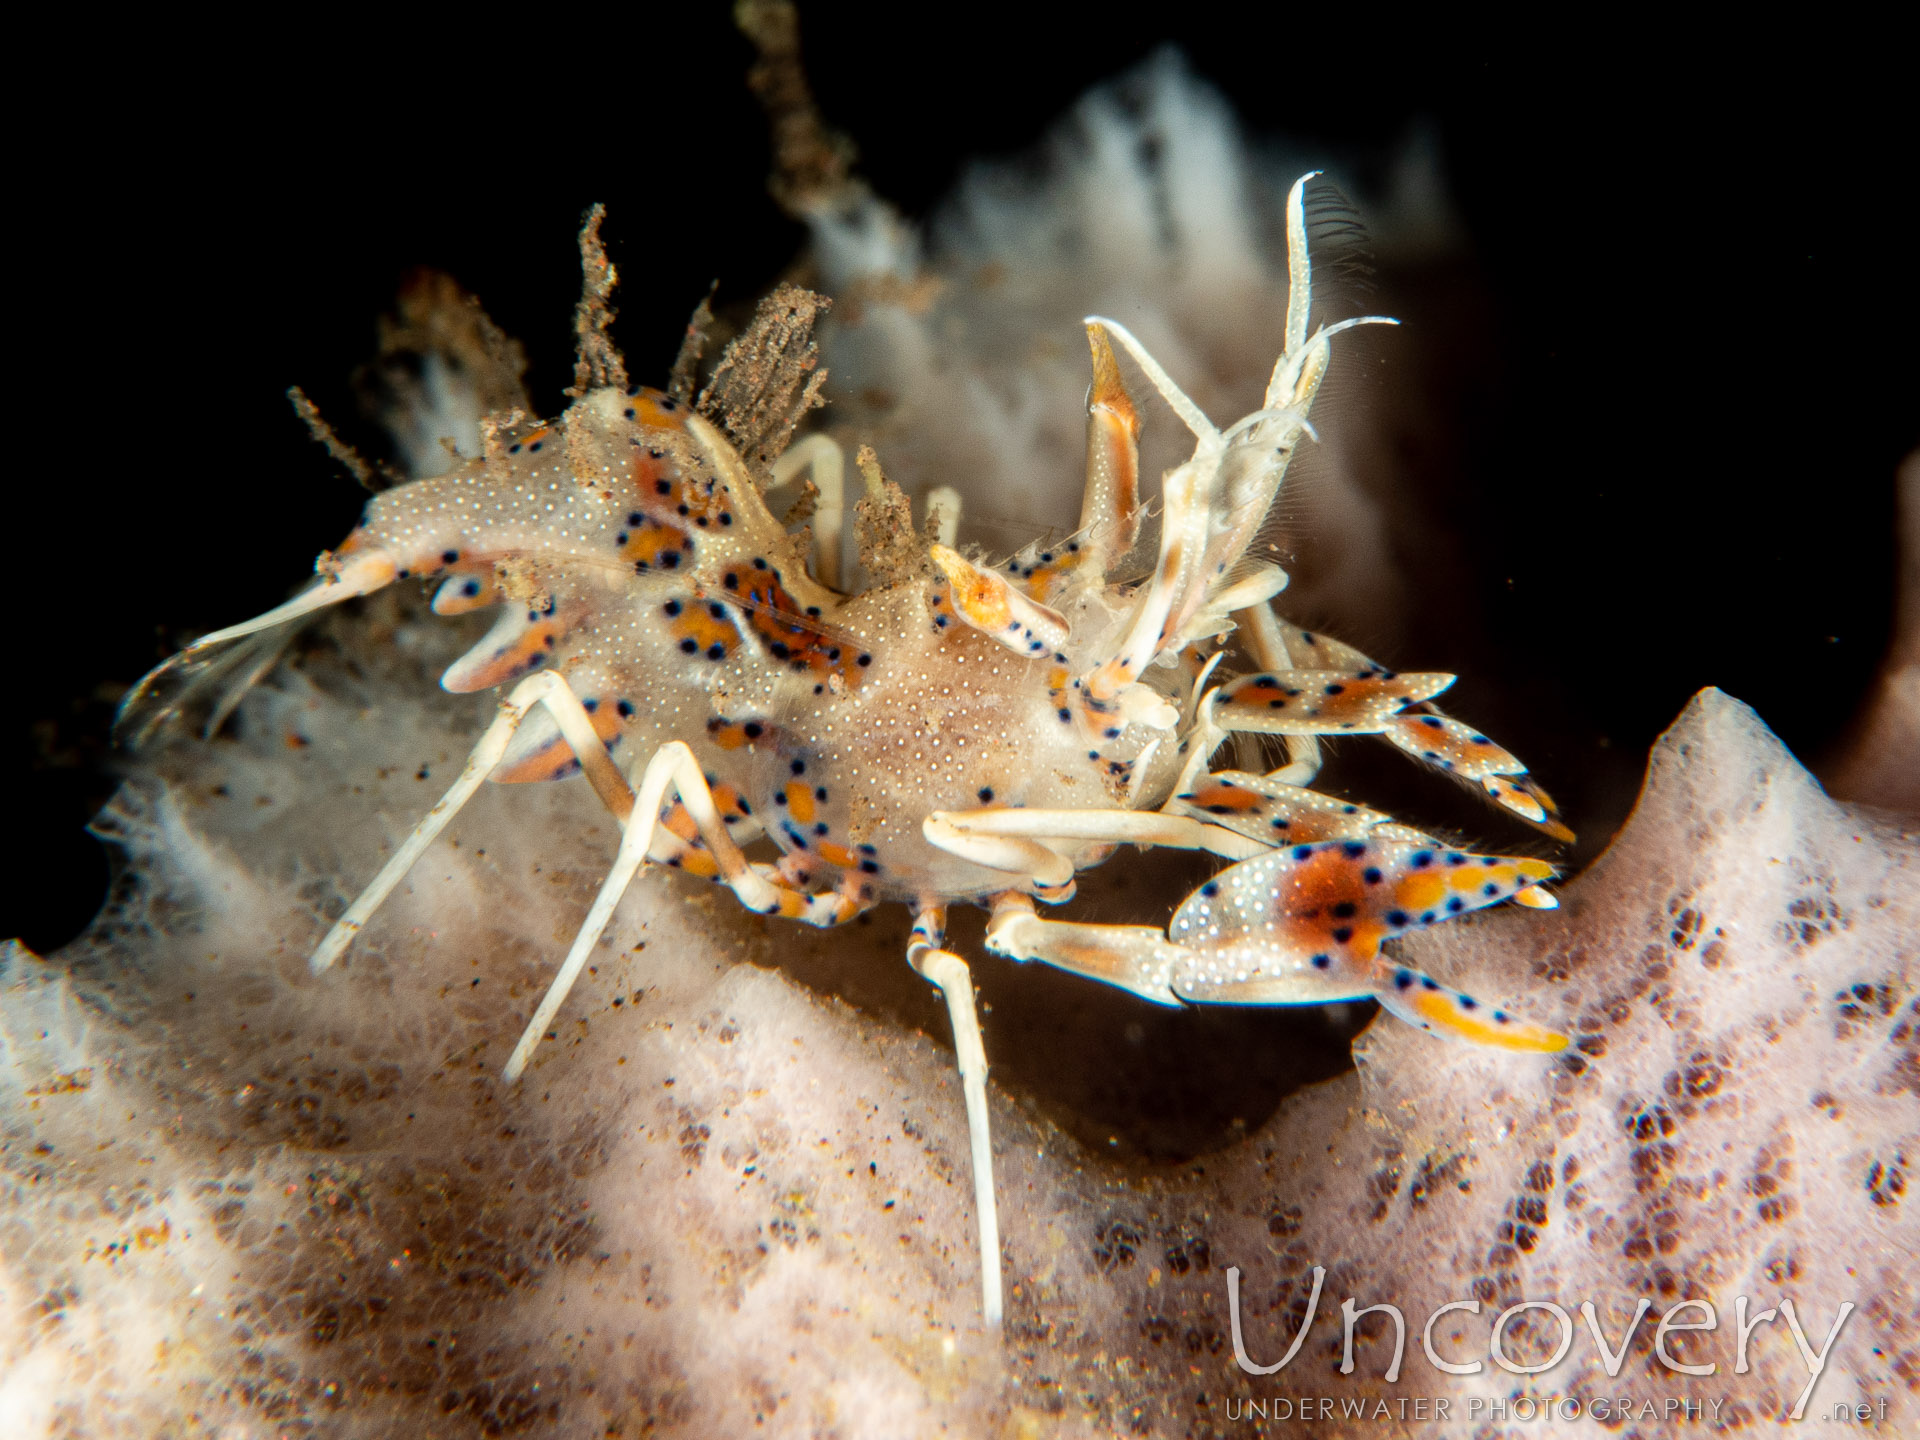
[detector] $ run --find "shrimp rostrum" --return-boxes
[122,176,1573,1329]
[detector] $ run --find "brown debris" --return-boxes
[735,0,856,216]
[667,284,718,405]
[287,385,385,492]
[371,269,530,419]
[567,204,629,399]
[853,444,922,585]
[695,284,831,477]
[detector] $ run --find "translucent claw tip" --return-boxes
[1486,774,1576,843]
[1513,885,1560,909]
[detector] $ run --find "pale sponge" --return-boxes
[2,587,1913,1436]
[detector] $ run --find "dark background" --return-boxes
[9,11,1914,953]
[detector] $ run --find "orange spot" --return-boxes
[433,570,497,615]
[669,600,741,658]
[740,569,864,689]
[620,516,692,570]
[662,804,699,845]
[1231,679,1288,704]
[1023,557,1078,605]
[816,842,857,869]
[1394,872,1448,913]
[1189,782,1262,813]
[708,721,750,750]
[1312,677,1401,719]
[491,696,622,784]
[784,782,816,825]
[931,547,1012,628]
[1409,991,1568,1052]
[445,617,566,692]
[1272,848,1374,950]
[627,389,691,431]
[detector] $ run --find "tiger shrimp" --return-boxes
[121,175,1573,1330]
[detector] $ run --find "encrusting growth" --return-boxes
[121,174,1573,1329]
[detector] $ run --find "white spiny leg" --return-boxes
[1239,600,1322,786]
[924,485,961,547]
[504,741,864,1082]
[907,906,1003,1329]
[768,432,847,589]
[927,806,1269,862]
[986,892,1184,1006]
[311,670,634,974]
[920,815,1077,900]
[1266,746,1322,788]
